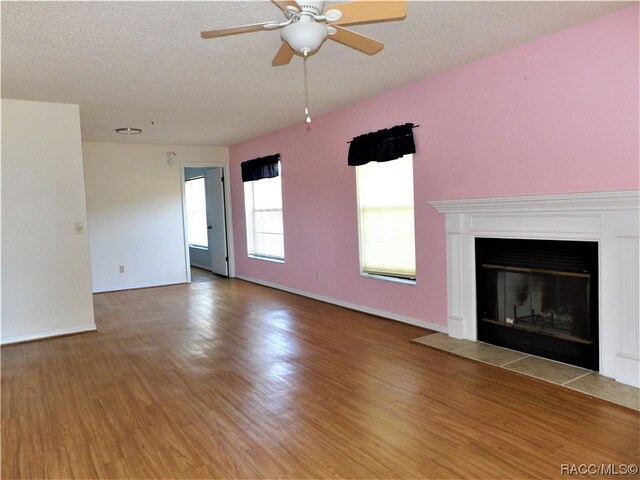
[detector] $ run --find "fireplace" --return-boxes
[475,238,598,369]
[428,191,639,387]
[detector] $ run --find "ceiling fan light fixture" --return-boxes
[281,21,327,54]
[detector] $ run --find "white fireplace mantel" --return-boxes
[429,190,640,387]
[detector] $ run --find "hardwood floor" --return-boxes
[190,267,219,283]
[2,277,639,479]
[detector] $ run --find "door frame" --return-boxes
[180,162,236,282]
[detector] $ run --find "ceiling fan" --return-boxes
[200,1,407,66]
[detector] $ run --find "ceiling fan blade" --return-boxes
[329,1,407,26]
[329,26,383,55]
[271,0,299,13]
[200,22,276,39]
[272,42,295,66]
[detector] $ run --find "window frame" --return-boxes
[184,176,209,249]
[243,162,285,262]
[355,154,417,284]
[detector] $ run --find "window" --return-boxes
[244,163,284,260]
[356,154,416,280]
[184,177,208,248]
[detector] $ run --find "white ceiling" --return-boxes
[1,1,632,146]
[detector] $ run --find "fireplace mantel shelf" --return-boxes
[427,190,639,388]
[428,190,639,214]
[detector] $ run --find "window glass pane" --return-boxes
[185,177,208,248]
[244,164,284,260]
[356,154,416,278]
[252,175,282,209]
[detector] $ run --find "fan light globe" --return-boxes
[281,22,328,54]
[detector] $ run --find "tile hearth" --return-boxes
[412,333,639,411]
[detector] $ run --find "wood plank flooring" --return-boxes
[190,267,219,283]
[2,277,639,479]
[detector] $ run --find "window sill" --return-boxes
[189,245,209,251]
[360,273,416,285]
[248,254,285,264]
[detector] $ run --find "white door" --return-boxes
[204,168,229,276]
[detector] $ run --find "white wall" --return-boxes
[82,142,228,292]
[1,99,96,344]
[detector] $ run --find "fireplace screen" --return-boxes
[482,266,592,345]
[476,238,598,370]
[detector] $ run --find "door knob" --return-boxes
[207,225,212,229]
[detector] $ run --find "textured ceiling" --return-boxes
[1,1,632,146]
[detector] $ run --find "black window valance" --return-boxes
[241,154,280,182]
[348,123,417,167]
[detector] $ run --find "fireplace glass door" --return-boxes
[476,239,598,370]
[483,266,592,343]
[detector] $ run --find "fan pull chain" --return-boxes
[303,51,311,124]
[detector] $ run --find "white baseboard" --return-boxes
[190,262,211,271]
[236,275,447,333]
[92,278,187,293]
[1,324,97,346]
[447,316,465,339]
[615,353,640,388]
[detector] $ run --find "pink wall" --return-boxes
[229,6,639,328]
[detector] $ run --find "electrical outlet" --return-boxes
[316,272,320,280]
[119,265,125,273]
[74,222,85,235]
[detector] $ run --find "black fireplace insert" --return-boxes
[475,238,598,370]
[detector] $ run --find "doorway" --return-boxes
[181,164,234,281]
